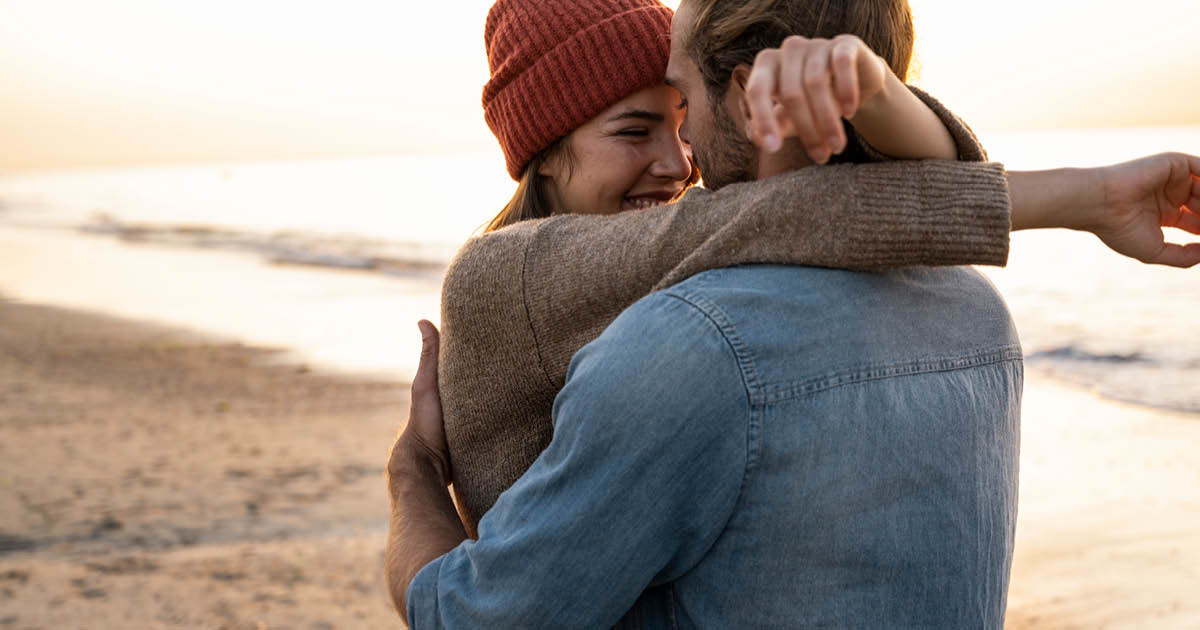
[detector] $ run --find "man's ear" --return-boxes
[729,64,754,133]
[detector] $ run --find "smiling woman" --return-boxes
[477,0,693,230]
[533,86,694,217]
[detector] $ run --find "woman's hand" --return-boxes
[1009,152,1200,268]
[744,34,889,163]
[388,320,451,487]
[1093,152,1200,267]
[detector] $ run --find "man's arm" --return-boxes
[405,293,750,628]
[386,321,466,616]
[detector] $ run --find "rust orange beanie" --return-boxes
[483,0,674,180]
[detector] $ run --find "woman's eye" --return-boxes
[616,128,650,137]
[677,99,688,110]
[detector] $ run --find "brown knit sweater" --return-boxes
[439,91,1013,535]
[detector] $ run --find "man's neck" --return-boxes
[756,138,815,180]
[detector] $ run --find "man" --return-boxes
[386,0,1200,627]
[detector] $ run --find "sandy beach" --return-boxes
[0,300,408,628]
[0,298,1196,629]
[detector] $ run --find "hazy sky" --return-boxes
[0,0,1196,170]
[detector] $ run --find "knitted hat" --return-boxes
[483,0,674,179]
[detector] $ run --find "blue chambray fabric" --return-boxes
[408,264,1023,629]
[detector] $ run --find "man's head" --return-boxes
[666,0,915,190]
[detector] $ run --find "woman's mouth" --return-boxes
[621,191,679,211]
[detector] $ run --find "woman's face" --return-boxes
[538,84,694,216]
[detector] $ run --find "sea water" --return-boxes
[1,129,1197,411]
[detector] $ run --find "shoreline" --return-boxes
[0,223,443,382]
[2,299,1198,627]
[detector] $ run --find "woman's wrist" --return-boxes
[1008,168,1108,232]
[847,72,957,161]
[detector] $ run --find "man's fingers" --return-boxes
[801,45,843,162]
[412,319,440,400]
[1150,242,1200,269]
[830,38,860,118]
[746,49,783,152]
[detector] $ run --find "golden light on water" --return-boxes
[0,0,1195,170]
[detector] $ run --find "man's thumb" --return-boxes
[414,319,440,389]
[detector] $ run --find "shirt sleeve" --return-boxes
[409,291,752,629]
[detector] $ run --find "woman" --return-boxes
[395,0,1200,541]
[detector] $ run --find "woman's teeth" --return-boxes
[624,197,664,210]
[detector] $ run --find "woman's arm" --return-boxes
[440,153,1011,532]
[441,150,1200,532]
[744,35,959,164]
[1009,153,1200,267]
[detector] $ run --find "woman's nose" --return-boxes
[650,137,694,182]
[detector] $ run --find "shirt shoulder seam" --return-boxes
[657,289,763,503]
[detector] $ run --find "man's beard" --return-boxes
[693,94,756,191]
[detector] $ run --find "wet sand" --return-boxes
[0,300,408,628]
[1,299,1198,629]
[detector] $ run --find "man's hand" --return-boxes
[1093,152,1200,267]
[389,319,451,488]
[385,320,465,619]
[744,34,889,163]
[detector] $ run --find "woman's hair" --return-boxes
[485,139,574,233]
[684,0,914,97]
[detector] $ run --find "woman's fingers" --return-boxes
[774,40,822,158]
[746,49,783,152]
[800,43,843,162]
[1150,242,1200,269]
[1189,169,1200,213]
[1174,207,1200,235]
[830,37,861,119]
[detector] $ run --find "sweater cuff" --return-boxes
[851,161,1012,268]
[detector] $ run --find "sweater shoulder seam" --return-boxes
[521,226,558,391]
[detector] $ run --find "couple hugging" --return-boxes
[387,0,1200,627]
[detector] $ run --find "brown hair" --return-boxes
[485,139,574,233]
[683,0,914,94]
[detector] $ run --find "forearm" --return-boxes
[385,440,467,618]
[1008,168,1107,231]
[849,73,958,161]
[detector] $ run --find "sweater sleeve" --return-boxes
[439,99,1012,532]
[523,159,1010,387]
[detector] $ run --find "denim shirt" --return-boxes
[408,265,1023,629]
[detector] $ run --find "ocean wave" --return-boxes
[78,215,452,277]
[1027,345,1200,415]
